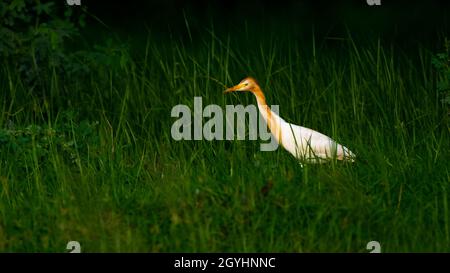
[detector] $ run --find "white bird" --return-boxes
[225,77,355,163]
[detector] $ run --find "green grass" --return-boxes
[0,26,449,252]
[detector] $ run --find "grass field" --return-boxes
[0,21,449,252]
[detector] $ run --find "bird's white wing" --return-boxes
[279,119,354,162]
[256,103,355,163]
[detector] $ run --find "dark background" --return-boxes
[82,0,450,43]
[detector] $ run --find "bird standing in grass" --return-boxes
[225,77,355,163]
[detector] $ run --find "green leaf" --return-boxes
[9,0,26,11]
[35,2,54,15]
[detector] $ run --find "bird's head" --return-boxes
[224,77,259,94]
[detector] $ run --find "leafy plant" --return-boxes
[0,111,99,167]
[432,38,450,115]
[0,0,85,87]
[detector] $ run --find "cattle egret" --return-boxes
[224,77,355,163]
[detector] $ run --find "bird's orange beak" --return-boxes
[224,83,245,94]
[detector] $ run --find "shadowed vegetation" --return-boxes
[0,0,449,252]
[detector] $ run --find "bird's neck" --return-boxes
[252,86,267,106]
[252,86,283,143]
